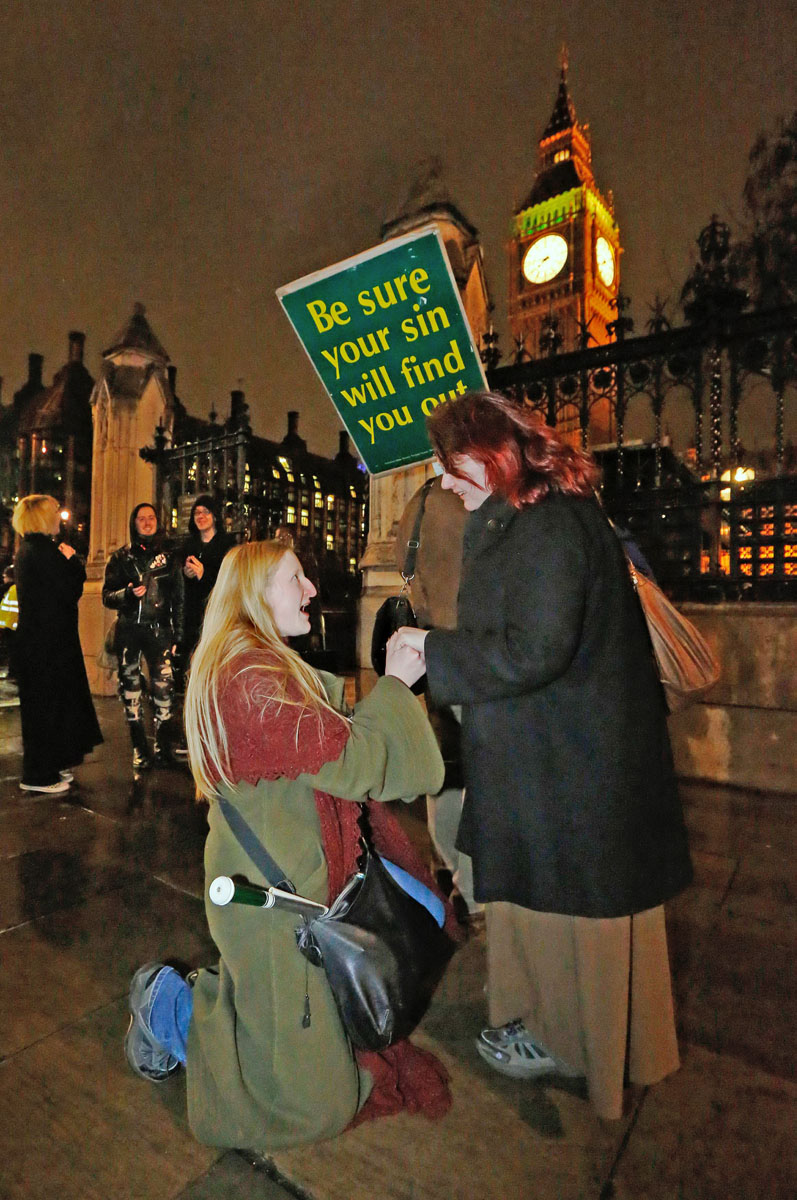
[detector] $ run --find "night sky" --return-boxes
[1,1,795,458]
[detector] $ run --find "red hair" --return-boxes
[427,390,599,508]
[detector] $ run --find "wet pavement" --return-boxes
[0,690,794,1199]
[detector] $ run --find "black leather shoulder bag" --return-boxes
[214,795,456,1051]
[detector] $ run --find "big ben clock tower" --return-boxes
[509,52,621,361]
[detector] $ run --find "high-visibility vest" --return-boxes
[0,585,18,631]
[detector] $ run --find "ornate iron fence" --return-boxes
[488,303,797,600]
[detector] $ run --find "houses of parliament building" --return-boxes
[0,58,624,677]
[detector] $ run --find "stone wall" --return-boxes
[668,603,797,794]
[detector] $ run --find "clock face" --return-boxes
[522,234,568,284]
[596,236,615,287]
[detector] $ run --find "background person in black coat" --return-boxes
[178,494,233,676]
[102,504,184,773]
[397,391,693,1121]
[12,495,102,794]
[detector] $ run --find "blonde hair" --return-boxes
[184,539,338,802]
[12,494,61,536]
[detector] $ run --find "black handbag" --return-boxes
[370,477,434,694]
[216,796,456,1051]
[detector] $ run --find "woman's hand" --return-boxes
[184,555,204,580]
[392,626,429,655]
[130,582,147,598]
[385,630,426,688]
[58,542,76,559]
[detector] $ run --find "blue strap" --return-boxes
[381,859,446,928]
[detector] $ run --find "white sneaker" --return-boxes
[476,1019,581,1079]
[19,779,71,794]
[59,770,74,782]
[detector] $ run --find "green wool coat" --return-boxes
[186,675,444,1152]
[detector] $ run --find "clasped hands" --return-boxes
[384,626,429,689]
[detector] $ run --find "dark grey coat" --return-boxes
[425,491,692,919]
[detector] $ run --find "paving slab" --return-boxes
[175,1152,304,1200]
[609,1044,797,1200]
[675,915,794,1079]
[268,933,633,1200]
[0,878,214,1058]
[0,1000,217,1200]
[0,700,794,1200]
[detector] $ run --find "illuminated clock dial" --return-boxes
[522,234,568,284]
[596,236,616,287]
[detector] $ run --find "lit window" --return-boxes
[326,534,334,550]
[278,456,294,482]
[286,506,296,524]
[327,495,335,510]
[554,149,570,163]
[272,467,280,479]
[349,557,357,570]
[314,492,323,508]
[300,510,309,527]
[349,486,357,498]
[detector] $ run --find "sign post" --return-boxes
[277,226,487,475]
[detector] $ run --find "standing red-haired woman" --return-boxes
[397,391,692,1121]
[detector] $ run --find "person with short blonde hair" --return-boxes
[12,494,102,793]
[124,539,459,1153]
[12,493,61,537]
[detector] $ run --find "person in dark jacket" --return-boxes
[396,390,693,1121]
[12,494,102,793]
[178,495,233,674]
[102,503,184,772]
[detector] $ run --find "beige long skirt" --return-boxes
[485,902,680,1120]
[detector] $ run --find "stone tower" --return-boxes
[508,52,621,370]
[81,304,176,692]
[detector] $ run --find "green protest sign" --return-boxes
[277,226,487,475]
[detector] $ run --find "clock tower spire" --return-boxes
[508,54,621,368]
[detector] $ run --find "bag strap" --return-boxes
[216,794,296,893]
[401,477,435,582]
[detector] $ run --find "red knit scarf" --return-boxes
[315,789,462,1127]
[220,654,462,1126]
